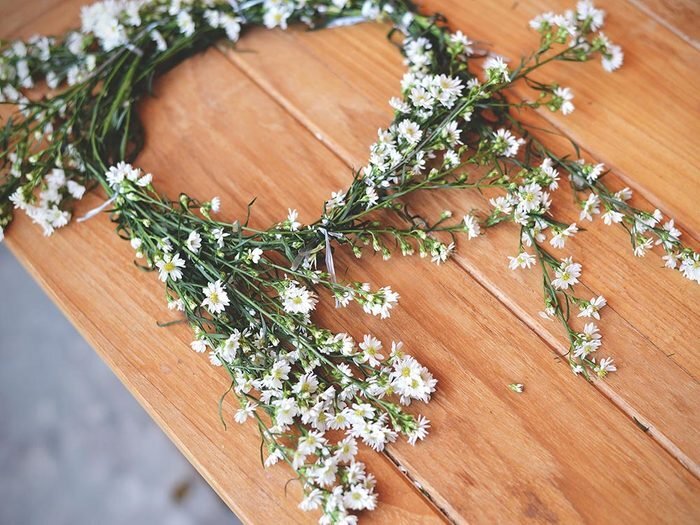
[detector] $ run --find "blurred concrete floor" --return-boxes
[0,246,239,525]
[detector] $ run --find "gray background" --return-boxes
[0,246,239,525]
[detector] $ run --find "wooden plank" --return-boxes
[220,23,700,470]
[0,0,81,38]
[627,0,700,46]
[3,49,445,524]
[5,28,700,525]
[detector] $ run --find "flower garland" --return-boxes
[1,0,698,522]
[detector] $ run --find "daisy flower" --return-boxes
[155,252,185,282]
[201,279,230,314]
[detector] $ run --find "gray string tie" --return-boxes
[76,194,118,223]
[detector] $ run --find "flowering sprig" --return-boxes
[109,163,435,522]
[1,0,698,521]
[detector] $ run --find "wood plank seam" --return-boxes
[626,0,700,51]
[209,41,700,481]
[382,448,456,524]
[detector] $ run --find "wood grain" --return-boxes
[2,1,700,523]
[627,0,700,46]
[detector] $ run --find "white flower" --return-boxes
[539,305,556,320]
[659,219,681,248]
[484,55,510,82]
[272,397,298,427]
[431,242,454,265]
[264,449,284,468]
[210,196,221,213]
[219,331,241,362]
[614,187,633,201]
[0,226,3,243]
[343,484,377,511]
[594,356,617,377]
[362,286,399,318]
[365,186,379,207]
[550,223,578,249]
[577,1,605,30]
[263,6,290,29]
[389,96,411,113]
[602,43,624,72]
[448,30,474,55]
[221,15,241,41]
[208,351,222,366]
[578,295,606,320]
[633,236,653,257]
[573,337,601,360]
[155,252,185,282]
[530,11,555,31]
[397,120,422,145]
[335,437,358,463]
[313,458,338,487]
[66,180,86,199]
[493,128,524,158]
[105,161,138,188]
[579,193,601,221]
[281,282,318,315]
[679,253,700,283]
[212,228,229,249]
[249,247,263,264]
[663,252,680,269]
[443,150,460,168]
[463,214,481,239]
[299,488,323,511]
[409,85,434,109]
[540,158,560,190]
[186,230,202,253]
[584,162,605,182]
[201,280,230,314]
[490,195,513,215]
[293,372,320,397]
[358,335,384,367]
[552,257,582,290]
[602,210,624,225]
[150,30,167,52]
[168,298,185,311]
[389,354,436,403]
[407,415,430,445]
[287,208,301,231]
[433,74,463,103]
[508,383,524,393]
[554,86,575,115]
[327,190,346,209]
[190,339,207,353]
[298,430,326,457]
[508,252,536,270]
[176,11,195,37]
[264,360,291,390]
[234,401,258,424]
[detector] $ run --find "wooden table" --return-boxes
[2,0,699,522]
